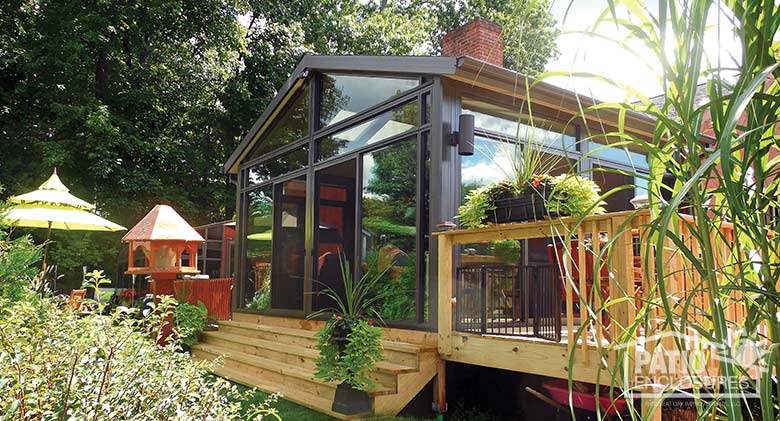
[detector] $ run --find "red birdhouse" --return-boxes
[123,205,205,296]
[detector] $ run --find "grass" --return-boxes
[231,381,433,421]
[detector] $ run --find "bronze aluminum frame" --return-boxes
[234,72,436,328]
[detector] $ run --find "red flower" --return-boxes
[367,320,373,326]
[532,180,540,188]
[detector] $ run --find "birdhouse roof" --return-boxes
[122,205,205,242]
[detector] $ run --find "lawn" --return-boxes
[232,382,434,421]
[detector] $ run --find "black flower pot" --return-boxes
[332,382,372,415]
[487,189,553,223]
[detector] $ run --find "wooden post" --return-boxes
[611,216,637,381]
[433,358,447,414]
[438,234,453,356]
[641,394,663,421]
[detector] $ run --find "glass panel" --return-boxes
[246,146,308,186]
[461,97,576,150]
[208,226,224,241]
[206,241,221,259]
[313,159,357,312]
[422,133,430,321]
[248,83,310,160]
[245,186,274,310]
[592,164,640,212]
[587,141,649,169]
[422,92,431,124]
[317,101,418,161]
[271,176,307,310]
[319,74,419,128]
[461,138,573,266]
[361,138,418,321]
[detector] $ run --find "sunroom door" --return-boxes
[312,159,357,312]
[269,175,307,311]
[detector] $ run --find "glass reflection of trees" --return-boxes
[248,83,310,160]
[245,187,273,310]
[361,138,417,321]
[319,74,419,128]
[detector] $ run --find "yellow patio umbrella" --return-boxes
[3,169,126,270]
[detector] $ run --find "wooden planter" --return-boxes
[487,189,553,223]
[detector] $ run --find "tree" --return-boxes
[0,0,560,285]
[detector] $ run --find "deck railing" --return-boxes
[435,209,754,385]
[454,264,559,340]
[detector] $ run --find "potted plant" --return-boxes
[310,253,392,416]
[458,174,606,228]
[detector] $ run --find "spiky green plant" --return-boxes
[548,0,780,419]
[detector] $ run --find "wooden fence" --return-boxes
[173,278,233,320]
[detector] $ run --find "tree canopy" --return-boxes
[0,0,558,284]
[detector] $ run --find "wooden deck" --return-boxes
[434,209,747,392]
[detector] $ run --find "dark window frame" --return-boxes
[235,71,434,328]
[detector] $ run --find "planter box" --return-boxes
[487,189,553,223]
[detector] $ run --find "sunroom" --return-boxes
[222,53,656,330]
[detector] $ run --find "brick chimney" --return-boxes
[442,17,504,67]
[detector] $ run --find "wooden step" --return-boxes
[202,331,418,375]
[193,343,395,398]
[217,320,433,369]
[211,365,370,420]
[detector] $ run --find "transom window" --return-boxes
[248,83,310,161]
[319,74,420,128]
[461,97,577,151]
[317,101,418,162]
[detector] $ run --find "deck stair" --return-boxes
[192,313,438,420]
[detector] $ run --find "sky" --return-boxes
[544,0,742,101]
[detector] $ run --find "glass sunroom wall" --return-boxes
[458,97,578,267]
[319,74,420,128]
[237,69,431,324]
[360,137,418,321]
[244,186,274,310]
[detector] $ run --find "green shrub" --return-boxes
[246,289,271,311]
[173,301,208,347]
[0,231,42,301]
[0,298,276,420]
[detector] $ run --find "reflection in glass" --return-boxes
[313,159,357,312]
[245,187,274,310]
[248,83,310,160]
[271,176,306,310]
[319,74,419,128]
[587,141,649,169]
[318,101,418,161]
[460,137,573,266]
[461,97,576,150]
[246,146,308,186]
[361,139,417,321]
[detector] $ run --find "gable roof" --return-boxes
[224,54,657,174]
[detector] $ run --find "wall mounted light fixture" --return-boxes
[452,114,475,156]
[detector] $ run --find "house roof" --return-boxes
[224,54,657,174]
[122,205,205,242]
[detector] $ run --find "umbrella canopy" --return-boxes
[4,204,125,231]
[9,170,96,210]
[3,169,126,271]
